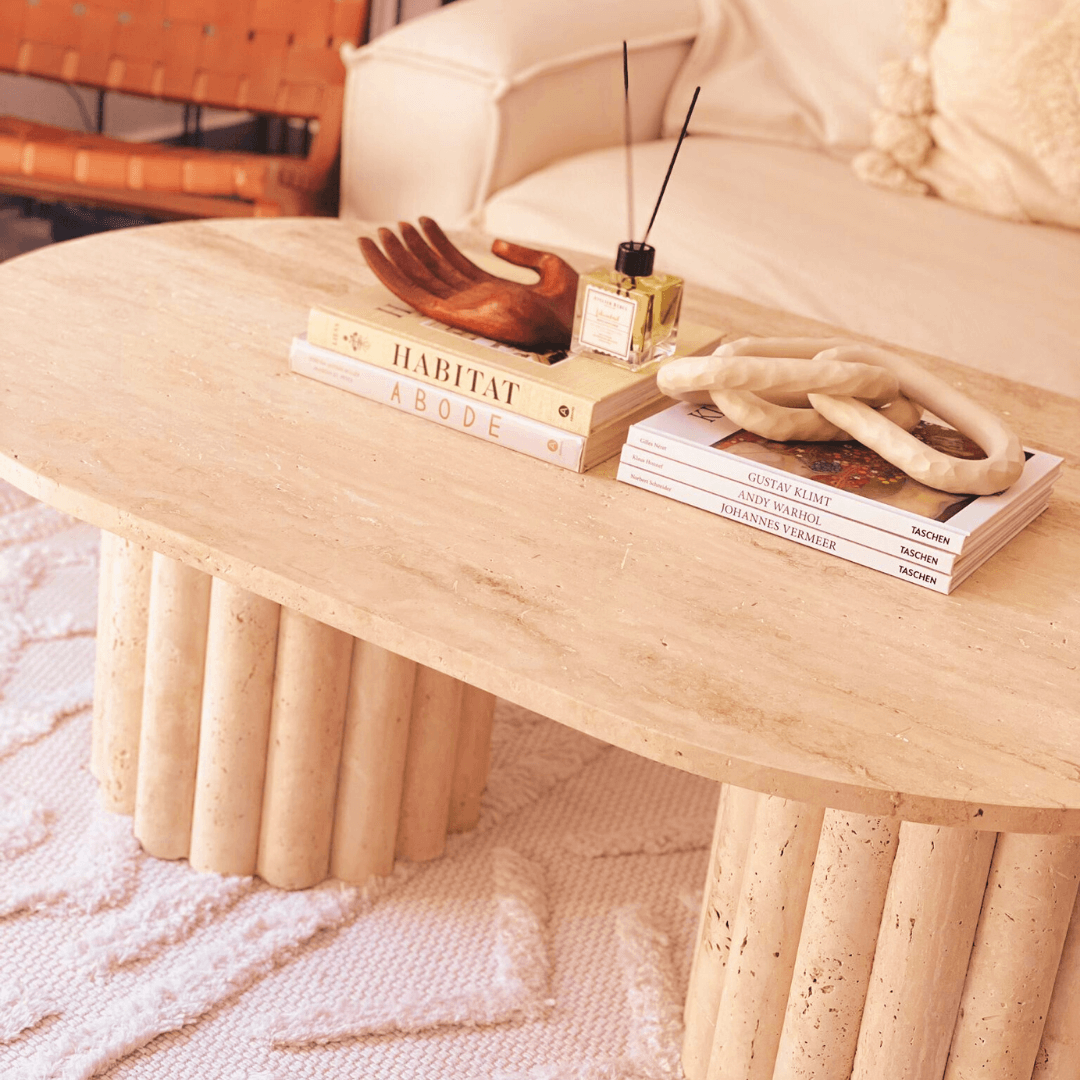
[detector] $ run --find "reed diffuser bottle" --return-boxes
[570,240,684,369]
[569,49,699,370]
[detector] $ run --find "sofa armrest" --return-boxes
[338,0,700,226]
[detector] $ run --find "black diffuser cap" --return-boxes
[615,241,655,277]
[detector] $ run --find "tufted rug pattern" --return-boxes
[0,480,717,1079]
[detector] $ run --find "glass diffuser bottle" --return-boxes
[570,240,683,369]
[568,49,699,370]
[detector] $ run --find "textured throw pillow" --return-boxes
[854,0,1080,229]
[662,0,907,154]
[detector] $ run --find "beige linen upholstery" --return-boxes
[662,0,906,153]
[338,0,698,225]
[857,0,1080,230]
[337,0,1080,398]
[483,138,1080,400]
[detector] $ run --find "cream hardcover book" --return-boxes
[290,335,665,472]
[307,287,722,436]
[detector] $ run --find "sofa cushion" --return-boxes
[663,0,907,154]
[339,0,698,225]
[855,0,1080,230]
[482,137,1080,399]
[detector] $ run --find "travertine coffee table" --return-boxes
[0,218,1077,1080]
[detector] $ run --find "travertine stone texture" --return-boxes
[687,792,728,1070]
[90,530,118,782]
[1,219,1078,832]
[330,641,417,883]
[944,834,1080,1080]
[5,216,1080,1080]
[1034,889,1080,1078]
[706,794,826,1080]
[133,554,211,860]
[683,783,757,1080]
[851,823,998,1080]
[396,666,465,863]
[94,557,494,886]
[98,537,153,814]
[773,810,900,1080]
[256,607,354,890]
[188,580,280,876]
[447,684,497,834]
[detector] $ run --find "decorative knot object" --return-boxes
[657,336,1025,496]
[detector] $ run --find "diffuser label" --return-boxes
[579,285,635,361]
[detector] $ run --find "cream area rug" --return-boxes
[0,479,718,1079]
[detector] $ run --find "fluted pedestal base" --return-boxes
[685,784,1080,1080]
[90,532,495,890]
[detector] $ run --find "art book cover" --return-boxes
[627,402,1062,554]
[619,442,1049,574]
[617,448,1051,594]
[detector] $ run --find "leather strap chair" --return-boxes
[0,0,369,218]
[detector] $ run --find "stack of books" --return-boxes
[617,401,1063,594]
[290,286,722,472]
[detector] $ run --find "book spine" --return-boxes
[290,337,587,472]
[307,308,596,436]
[626,428,968,555]
[621,445,958,574]
[617,454,955,595]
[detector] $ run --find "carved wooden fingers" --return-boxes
[359,218,579,352]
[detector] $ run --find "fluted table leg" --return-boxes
[773,810,900,1080]
[944,834,1080,1080]
[90,529,118,782]
[256,608,354,890]
[851,823,997,1080]
[133,554,212,859]
[330,642,417,883]
[448,684,497,834]
[683,783,757,1080]
[188,579,281,876]
[395,666,465,863]
[681,806,1044,1080]
[705,793,826,1080]
[97,534,152,813]
[92,528,497,888]
[1034,887,1080,1078]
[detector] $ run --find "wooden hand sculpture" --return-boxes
[359,217,579,352]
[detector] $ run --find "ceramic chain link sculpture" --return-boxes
[657,336,1025,496]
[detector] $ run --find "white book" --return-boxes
[627,402,1062,555]
[617,451,1050,595]
[289,335,588,471]
[621,444,1054,576]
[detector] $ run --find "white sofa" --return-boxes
[338,0,1080,400]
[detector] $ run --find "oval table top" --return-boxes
[0,217,1077,833]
